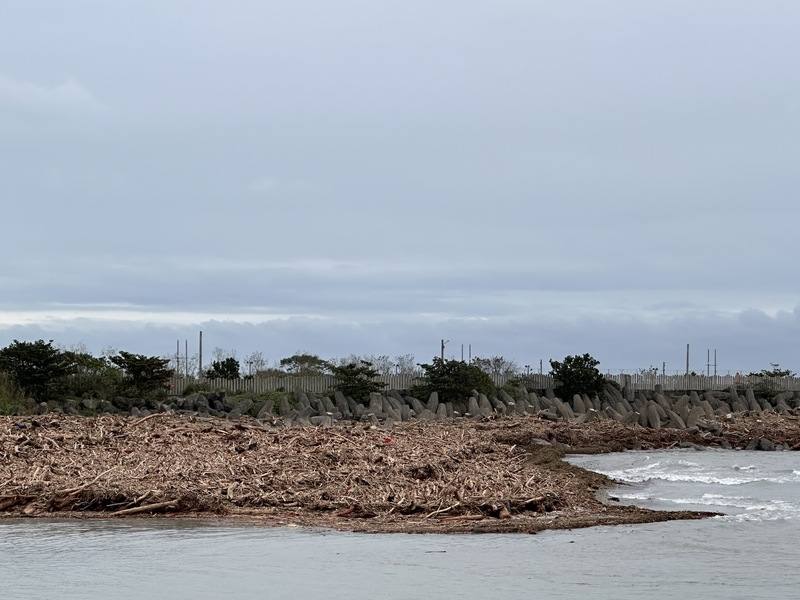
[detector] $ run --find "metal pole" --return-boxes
[686,344,690,376]
[199,331,203,377]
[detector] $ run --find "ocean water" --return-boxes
[2,449,798,600]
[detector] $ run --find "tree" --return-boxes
[412,357,495,403]
[212,347,236,362]
[549,354,605,399]
[279,353,330,375]
[205,357,241,379]
[0,339,76,400]
[394,353,417,375]
[747,363,795,378]
[109,351,173,395]
[330,361,386,400]
[63,350,112,374]
[244,351,267,375]
[364,354,394,376]
[473,355,519,377]
[60,350,122,400]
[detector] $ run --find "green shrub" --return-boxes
[330,361,386,401]
[109,351,173,398]
[549,354,605,399]
[205,357,241,379]
[60,354,124,401]
[0,371,32,415]
[0,339,76,401]
[181,382,212,396]
[412,358,495,403]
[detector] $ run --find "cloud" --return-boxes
[247,176,315,198]
[1,2,799,375]
[247,177,279,194]
[0,75,106,119]
[1,307,798,374]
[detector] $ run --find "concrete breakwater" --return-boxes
[65,383,799,449]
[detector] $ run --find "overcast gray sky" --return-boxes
[1,1,799,373]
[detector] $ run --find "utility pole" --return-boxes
[199,331,203,378]
[714,349,717,377]
[686,344,690,376]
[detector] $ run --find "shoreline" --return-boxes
[2,414,797,534]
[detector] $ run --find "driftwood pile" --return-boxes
[0,416,579,519]
[1,413,797,532]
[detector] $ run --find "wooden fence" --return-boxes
[170,373,554,395]
[604,373,800,392]
[171,372,800,396]
[171,372,800,395]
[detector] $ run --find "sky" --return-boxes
[1,1,799,374]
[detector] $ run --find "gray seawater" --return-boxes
[2,449,798,600]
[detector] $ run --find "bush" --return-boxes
[330,361,386,401]
[181,382,213,396]
[412,358,495,403]
[60,353,123,400]
[0,371,32,415]
[109,351,173,398]
[279,353,330,375]
[0,339,76,401]
[549,354,605,399]
[205,357,241,379]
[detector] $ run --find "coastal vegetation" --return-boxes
[0,372,27,415]
[204,357,242,380]
[411,357,495,403]
[329,361,386,400]
[0,340,172,411]
[549,353,606,400]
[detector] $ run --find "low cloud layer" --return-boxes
[2,304,798,374]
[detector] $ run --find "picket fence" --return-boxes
[171,372,800,396]
[170,373,539,395]
[604,373,800,392]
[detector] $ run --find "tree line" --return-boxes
[0,338,615,416]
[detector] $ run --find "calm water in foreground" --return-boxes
[2,449,798,599]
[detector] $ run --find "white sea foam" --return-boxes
[571,450,800,524]
[617,491,800,519]
[600,467,800,486]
